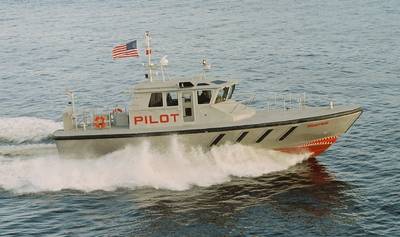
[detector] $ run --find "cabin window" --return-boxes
[228,84,236,99]
[183,93,192,102]
[197,90,212,104]
[148,93,163,107]
[215,87,229,103]
[166,92,178,106]
[211,80,227,85]
[185,108,192,116]
[215,89,224,103]
[179,82,194,88]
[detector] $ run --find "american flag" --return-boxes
[112,40,139,59]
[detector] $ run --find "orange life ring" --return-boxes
[112,108,123,113]
[94,115,107,129]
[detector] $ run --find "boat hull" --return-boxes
[54,106,362,158]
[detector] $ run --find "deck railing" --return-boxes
[68,107,128,131]
[232,92,336,113]
[67,92,337,130]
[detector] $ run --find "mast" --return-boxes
[202,59,211,80]
[145,31,153,81]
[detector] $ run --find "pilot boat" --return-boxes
[53,32,362,157]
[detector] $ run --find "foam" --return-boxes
[0,117,61,144]
[0,139,309,193]
[0,144,57,157]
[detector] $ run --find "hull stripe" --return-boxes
[256,129,273,143]
[279,126,297,141]
[236,131,249,143]
[210,134,225,146]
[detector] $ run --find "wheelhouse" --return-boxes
[128,78,244,128]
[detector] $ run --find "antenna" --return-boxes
[145,31,153,81]
[66,90,75,115]
[202,58,211,80]
[66,90,77,129]
[160,55,169,82]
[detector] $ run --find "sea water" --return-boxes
[1,0,399,236]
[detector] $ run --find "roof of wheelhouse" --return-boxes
[133,77,238,92]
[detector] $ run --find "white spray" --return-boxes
[0,138,309,193]
[0,117,61,143]
[0,117,309,193]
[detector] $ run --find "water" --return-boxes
[1,0,399,236]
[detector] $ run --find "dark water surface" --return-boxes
[1,0,399,236]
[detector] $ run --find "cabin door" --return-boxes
[182,91,194,122]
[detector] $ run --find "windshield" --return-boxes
[215,87,230,103]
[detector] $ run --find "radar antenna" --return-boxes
[160,55,169,81]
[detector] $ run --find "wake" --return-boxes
[0,117,61,144]
[0,141,309,193]
[0,116,309,193]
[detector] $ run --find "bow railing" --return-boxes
[232,92,337,113]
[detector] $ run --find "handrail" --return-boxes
[232,92,337,112]
[69,106,128,130]
[66,91,338,130]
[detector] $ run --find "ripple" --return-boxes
[1,0,399,235]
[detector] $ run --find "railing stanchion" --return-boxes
[283,97,286,111]
[298,96,300,110]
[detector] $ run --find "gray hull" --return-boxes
[54,106,362,157]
